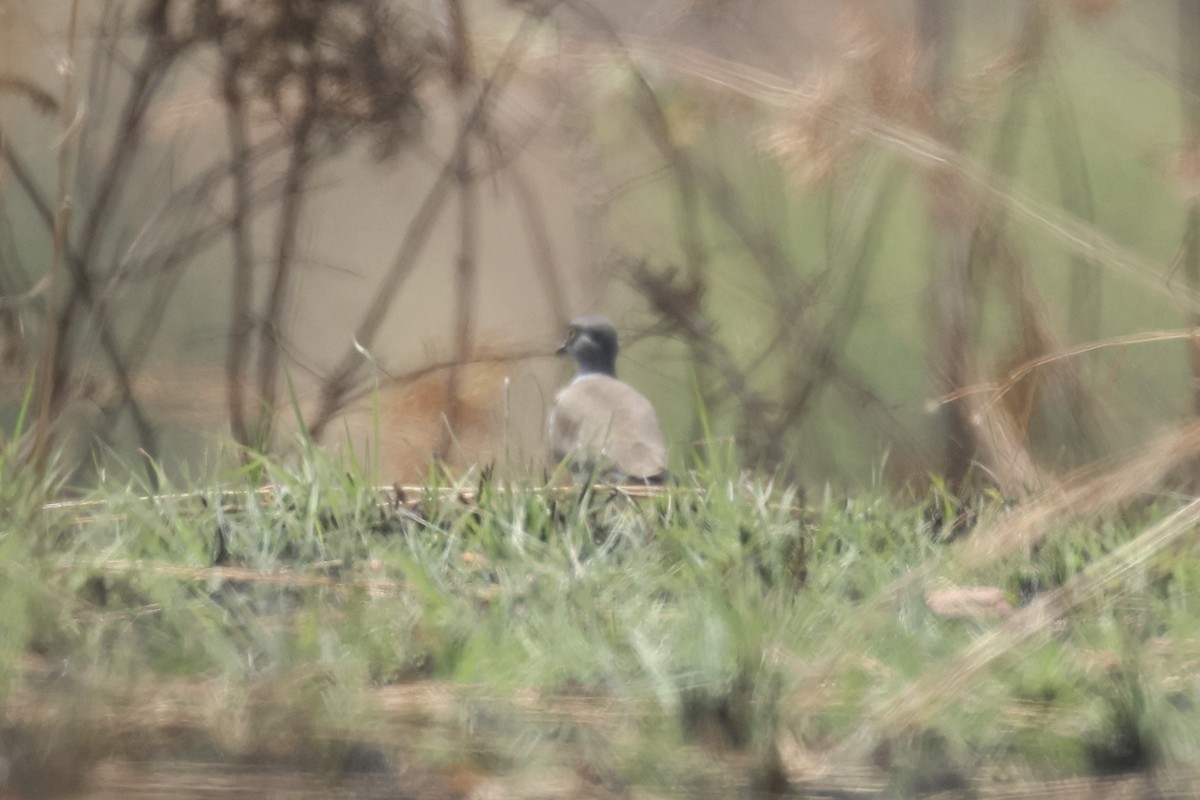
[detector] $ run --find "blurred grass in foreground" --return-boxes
[2,431,1200,798]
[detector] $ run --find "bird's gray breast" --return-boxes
[548,374,666,480]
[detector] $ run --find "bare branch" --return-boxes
[0,76,59,115]
[437,0,482,461]
[253,47,319,449]
[33,0,83,474]
[223,68,257,448]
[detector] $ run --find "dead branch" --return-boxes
[221,54,255,449]
[437,0,482,462]
[2,132,185,471]
[33,0,83,475]
[253,35,319,451]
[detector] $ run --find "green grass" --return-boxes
[2,440,1200,796]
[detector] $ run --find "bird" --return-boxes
[548,315,668,484]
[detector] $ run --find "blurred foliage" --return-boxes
[3,2,1200,490]
[0,439,1196,792]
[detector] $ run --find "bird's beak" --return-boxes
[555,341,568,356]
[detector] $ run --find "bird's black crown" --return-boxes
[558,315,619,377]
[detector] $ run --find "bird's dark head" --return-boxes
[557,315,619,377]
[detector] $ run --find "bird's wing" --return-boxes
[549,377,666,479]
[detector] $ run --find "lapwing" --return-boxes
[548,316,668,484]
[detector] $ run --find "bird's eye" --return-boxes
[566,327,578,340]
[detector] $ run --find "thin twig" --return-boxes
[937,327,1200,413]
[32,0,82,474]
[41,480,690,520]
[437,0,482,462]
[222,61,255,448]
[254,39,320,450]
[53,31,179,412]
[0,136,156,455]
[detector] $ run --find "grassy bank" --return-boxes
[2,439,1199,798]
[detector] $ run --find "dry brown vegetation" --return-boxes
[1,0,1199,494]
